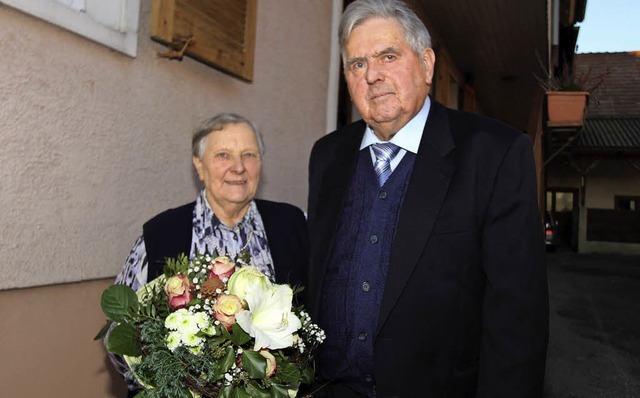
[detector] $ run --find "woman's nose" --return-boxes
[230,156,246,173]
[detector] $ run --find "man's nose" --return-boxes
[365,62,384,84]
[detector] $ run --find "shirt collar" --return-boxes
[359,96,431,154]
[194,189,259,238]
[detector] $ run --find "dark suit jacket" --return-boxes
[307,100,548,398]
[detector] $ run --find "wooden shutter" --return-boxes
[151,0,257,81]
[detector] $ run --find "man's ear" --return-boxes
[422,48,436,85]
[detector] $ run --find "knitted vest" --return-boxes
[318,148,415,396]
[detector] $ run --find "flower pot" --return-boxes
[546,91,588,127]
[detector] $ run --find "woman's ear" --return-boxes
[192,156,204,181]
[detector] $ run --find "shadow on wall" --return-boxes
[102,355,128,397]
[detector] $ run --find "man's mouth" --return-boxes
[370,92,392,100]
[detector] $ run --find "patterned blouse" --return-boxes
[110,189,275,390]
[115,189,275,291]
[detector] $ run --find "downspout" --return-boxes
[325,0,343,134]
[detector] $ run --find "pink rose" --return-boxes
[213,293,244,330]
[208,256,236,280]
[164,275,192,310]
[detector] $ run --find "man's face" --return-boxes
[344,17,435,140]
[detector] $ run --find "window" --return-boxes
[1,0,140,56]
[546,189,577,212]
[615,196,640,211]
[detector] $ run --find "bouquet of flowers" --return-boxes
[96,252,325,398]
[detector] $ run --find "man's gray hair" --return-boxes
[192,113,265,158]
[339,0,432,65]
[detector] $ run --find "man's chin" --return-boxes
[366,116,405,139]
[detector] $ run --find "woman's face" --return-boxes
[193,122,262,214]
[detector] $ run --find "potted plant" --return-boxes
[536,61,607,127]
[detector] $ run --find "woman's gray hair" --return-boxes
[339,0,432,65]
[192,113,265,158]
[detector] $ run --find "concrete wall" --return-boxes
[0,0,334,396]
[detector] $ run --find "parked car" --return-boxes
[544,211,559,252]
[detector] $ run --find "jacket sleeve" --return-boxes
[478,133,549,397]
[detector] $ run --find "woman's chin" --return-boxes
[220,194,253,208]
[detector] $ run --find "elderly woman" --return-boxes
[112,113,308,396]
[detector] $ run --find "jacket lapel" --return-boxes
[376,101,457,335]
[309,122,365,316]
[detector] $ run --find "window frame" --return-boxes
[1,0,140,57]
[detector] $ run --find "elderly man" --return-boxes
[306,1,548,397]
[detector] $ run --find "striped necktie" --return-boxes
[371,142,401,186]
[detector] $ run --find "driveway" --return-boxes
[544,250,640,397]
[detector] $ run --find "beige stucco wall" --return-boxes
[0,0,334,396]
[0,0,333,290]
